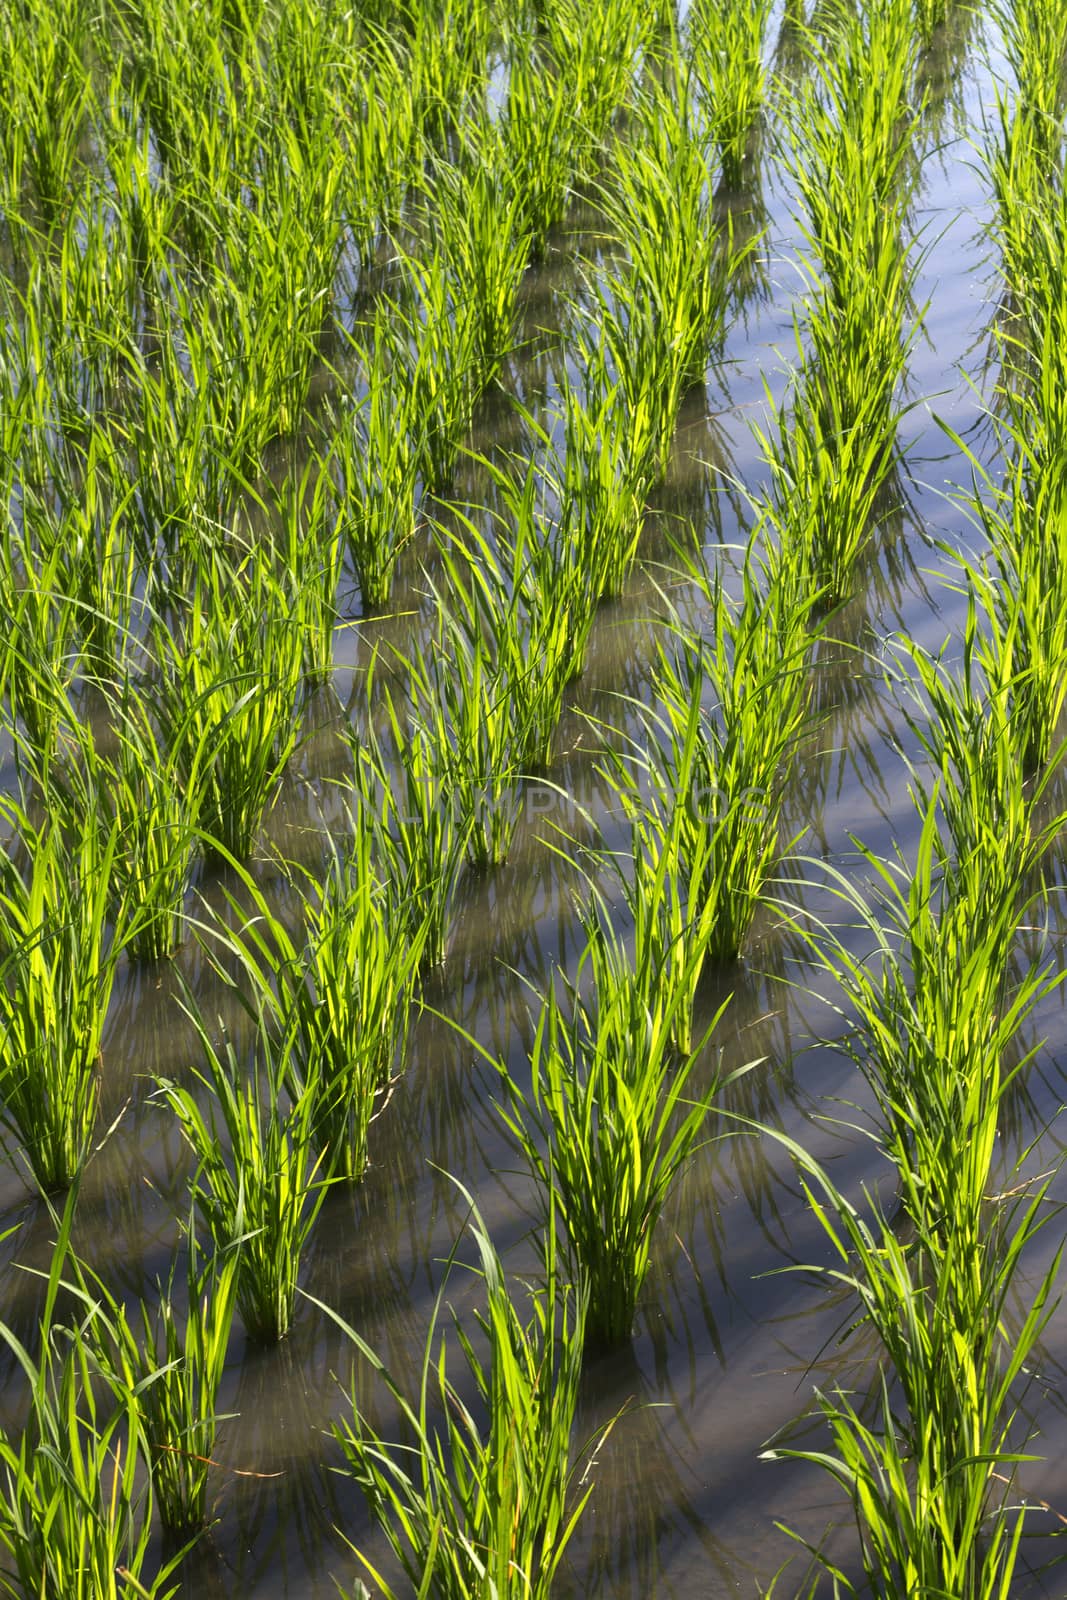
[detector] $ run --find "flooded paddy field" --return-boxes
[1,0,1066,1596]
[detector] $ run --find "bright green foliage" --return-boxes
[0,0,93,221]
[392,246,482,495]
[784,0,920,258]
[159,991,328,1342]
[330,310,424,611]
[404,613,523,872]
[75,1223,240,1539]
[0,523,82,762]
[1002,179,1067,410]
[448,458,593,768]
[895,601,1053,882]
[498,911,731,1349]
[991,0,1067,197]
[152,541,304,861]
[41,426,140,685]
[317,1186,595,1600]
[937,407,1067,775]
[0,799,126,1192]
[0,1198,179,1599]
[501,28,575,255]
[200,834,427,1180]
[430,128,534,393]
[268,453,347,687]
[336,31,420,249]
[50,681,199,964]
[583,74,740,478]
[546,372,653,602]
[690,0,773,188]
[778,0,921,481]
[764,1154,1062,1600]
[405,0,494,142]
[410,507,591,866]
[350,705,470,969]
[752,346,902,604]
[536,0,654,181]
[811,804,1059,1240]
[599,545,817,1051]
[162,136,343,472]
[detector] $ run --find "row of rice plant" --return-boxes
[750,6,1067,1567]
[764,640,1067,1594]
[972,0,1067,778]
[764,0,923,602]
[741,7,1067,1585]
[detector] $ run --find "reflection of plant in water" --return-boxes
[217,1334,349,1595]
[572,1339,739,1600]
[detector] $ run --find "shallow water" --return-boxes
[3,2,1067,1596]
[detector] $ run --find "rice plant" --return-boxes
[349,701,470,969]
[0,1196,180,1599]
[0,797,128,1193]
[937,412,1067,775]
[201,826,427,1182]
[537,0,654,181]
[74,1220,240,1540]
[403,604,525,873]
[495,908,733,1349]
[336,30,420,251]
[56,680,200,965]
[779,0,922,450]
[41,422,141,686]
[328,309,424,612]
[122,0,257,205]
[752,346,902,604]
[446,459,591,768]
[268,453,347,688]
[892,597,1050,886]
[418,498,610,860]
[799,800,1059,1261]
[151,539,305,862]
[766,787,1064,1592]
[163,136,343,472]
[391,247,482,495]
[405,0,494,143]
[314,1184,596,1599]
[783,0,920,261]
[0,0,93,222]
[0,526,82,765]
[989,0,1067,202]
[690,0,773,189]
[500,26,575,255]
[546,370,654,602]
[158,983,328,1343]
[429,127,534,394]
[992,169,1067,408]
[578,74,739,478]
[597,544,818,1051]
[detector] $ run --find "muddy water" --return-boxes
[3,3,1067,1596]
